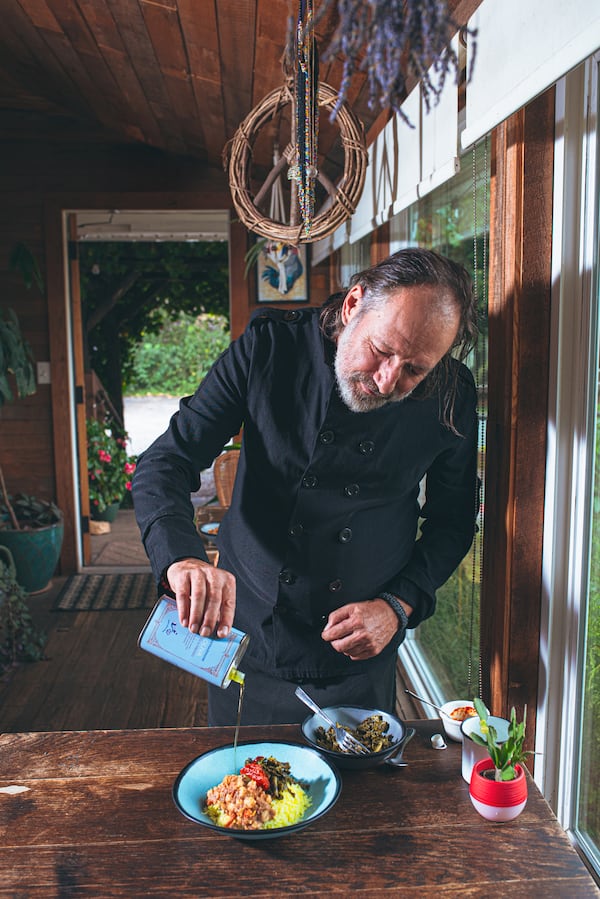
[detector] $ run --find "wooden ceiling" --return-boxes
[0,0,381,189]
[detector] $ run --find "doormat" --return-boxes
[53,573,156,611]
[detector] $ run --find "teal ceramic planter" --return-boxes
[0,521,64,593]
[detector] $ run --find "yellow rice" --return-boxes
[263,782,311,829]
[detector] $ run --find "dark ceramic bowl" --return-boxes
[301,705,407,770]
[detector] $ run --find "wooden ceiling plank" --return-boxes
[216,0,257,139]
[105,0,186,153]
[13,0,63,34]
[252,0,289,106]
[1,5,95,119]
[139,0,205,154]
[140,1,189,76]
[75,2,164,148]
[177,0,224,159]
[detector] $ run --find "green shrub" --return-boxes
[126,312,230,396]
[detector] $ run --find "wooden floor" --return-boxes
[0,511,424,733]
[0,578,210,733]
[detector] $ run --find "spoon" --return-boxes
[404,689,447,716]
[385,726,416,767]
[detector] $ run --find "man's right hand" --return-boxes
[166,558,236,638]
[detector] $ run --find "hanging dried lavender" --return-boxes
[290,0,476,122]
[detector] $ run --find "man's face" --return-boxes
[334,284,460,413]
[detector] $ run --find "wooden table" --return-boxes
[1,721,598,897]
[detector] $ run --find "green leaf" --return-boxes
[9,242,44,293]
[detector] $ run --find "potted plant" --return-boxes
[86,416,136,524]
[0,246,64,593]
[0,545,46,673]
[467,697,532,822]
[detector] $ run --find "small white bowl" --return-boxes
[439,700,478,742]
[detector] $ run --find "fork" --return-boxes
[294,686,370,755]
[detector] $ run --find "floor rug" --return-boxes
[53,573,156,611]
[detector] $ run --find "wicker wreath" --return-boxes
[225,81,368,244]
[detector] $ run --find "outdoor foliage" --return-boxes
[87,417,136,514]
[79,241,229,415]
[126,310,230,397]
[415,545,481,696]
[579,407,600,843]
[0,547,46,673]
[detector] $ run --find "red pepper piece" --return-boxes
[240,760,270,791]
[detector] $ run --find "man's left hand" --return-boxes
[321,598,404,660]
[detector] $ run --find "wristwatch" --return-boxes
[379,591,409,630]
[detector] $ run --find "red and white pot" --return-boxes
[469,758,528,822]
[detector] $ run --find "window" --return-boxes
[391,142,490,702]
[339,236,371,287]
[540,52,600,880]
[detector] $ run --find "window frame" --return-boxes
[538,52,600,876]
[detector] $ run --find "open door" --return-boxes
[67,213,91,565]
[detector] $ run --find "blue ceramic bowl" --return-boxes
[301,705,407,770]
[172,740,341,840]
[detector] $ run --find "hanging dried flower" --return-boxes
[288,0,476,122]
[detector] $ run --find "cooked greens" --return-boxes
[315,714,394,754]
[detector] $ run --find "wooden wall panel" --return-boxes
[0,136,232,576]
[482,88,555,738]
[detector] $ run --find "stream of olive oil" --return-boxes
[229,668,246,768]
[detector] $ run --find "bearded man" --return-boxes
[133,247,479,725]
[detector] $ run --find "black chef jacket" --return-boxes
[133,306,478,680]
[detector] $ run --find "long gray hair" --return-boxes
[320,247,478,433]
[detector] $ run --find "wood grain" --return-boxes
[0,724,597,897]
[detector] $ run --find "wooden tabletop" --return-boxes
[1,721,598,897]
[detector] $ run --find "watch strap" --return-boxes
[379,591,409,630]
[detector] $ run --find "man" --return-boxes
[133,247,479,725]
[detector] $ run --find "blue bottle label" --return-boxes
[138,595,248,688]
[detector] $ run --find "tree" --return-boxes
[79,241,229,418]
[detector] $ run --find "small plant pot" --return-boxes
[469,758,528,822]
[90,501,121,523]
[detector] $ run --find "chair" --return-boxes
[213,449,240,508]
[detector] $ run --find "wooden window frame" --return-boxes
[481,89,555,738]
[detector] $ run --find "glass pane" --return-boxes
[576,208,600,872]
[397,141,490,699]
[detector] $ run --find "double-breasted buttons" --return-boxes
[288,523,304,537]
[319,429,335,444]
[283,310,301,322]
[344,483,360,497]
[328,579,342,592]
[302,474,318,488]
[359,439,375,455]
[338,527,353,543]
[279,568,296,585]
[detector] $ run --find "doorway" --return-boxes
[67,208,231,571]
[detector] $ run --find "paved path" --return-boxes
[123,395,215,506]
[123,395,181,456]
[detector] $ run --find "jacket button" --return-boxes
[283,310,300,322]
[338,527,353,543]
[302,474,318,488]
[289,523,304,537]
[279,568,296,585]
[319,429,335,444]
[344,483,360,497]
[359,440,375,455]
[328,579,342,592]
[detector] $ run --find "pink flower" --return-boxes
[125,481,132,491]
[98,450,112,463]
[124,462,136,475]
